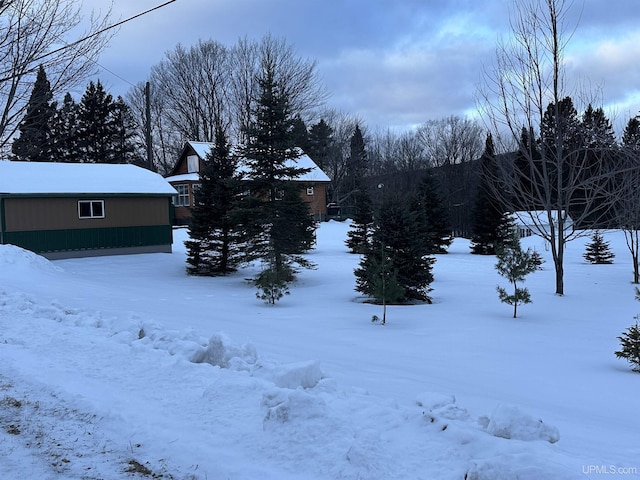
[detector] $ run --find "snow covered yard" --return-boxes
[0,221,639,479]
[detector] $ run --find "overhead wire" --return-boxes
[0,0,177,83]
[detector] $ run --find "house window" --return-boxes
[187,155,199,173]
[78,200,104,219]
[175,184,190,207]
[306,186,314,196]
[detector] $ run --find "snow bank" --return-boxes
[481,404,560,443]
[0,244,62,274]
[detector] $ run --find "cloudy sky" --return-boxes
[80,0,640,134]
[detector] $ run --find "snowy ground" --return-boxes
[0,221,638,479]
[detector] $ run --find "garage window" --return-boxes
[78,200,105,219]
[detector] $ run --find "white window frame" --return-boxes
[78,200,105,219]
[187,155,199,173]
[174,184,190,207]
[306,186,314,196]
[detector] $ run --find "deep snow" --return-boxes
[0,221,638,479]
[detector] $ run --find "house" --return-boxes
[0,161,177,259]
[165,141,331,225]
[511,210,574,238]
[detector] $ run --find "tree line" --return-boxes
[11,66,141,165]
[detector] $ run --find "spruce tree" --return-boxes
[412,169,452,254]
[77,80,117,163]
[470,133,510,254]
[306,119,334,172]
[111,96,141,165]
[185,125,244,275]
[345,188,374,254]
[12,65,56,162]
[583,231,615,264]
[241,63,316,303]
[50,93,80,163]
[355,196,434,305]
[615,288,640,372]
[615,322,640,372]
[343,124,367,210]
[495,228,538,318]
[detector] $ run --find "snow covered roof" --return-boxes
[181,141,331,183]
[0,161,177,196]
[188,141,214,160]
[511,210,573,226]
[164,173,199,183]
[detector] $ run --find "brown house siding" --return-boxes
[4,197,170,232]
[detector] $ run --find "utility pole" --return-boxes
[145,81,153,170]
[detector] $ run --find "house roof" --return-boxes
[0,161,177,196]
[169,141,331,183]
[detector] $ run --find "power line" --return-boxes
[0,0,177,82]
[32,0,178,66]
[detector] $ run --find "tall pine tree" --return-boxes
[241,63,316,303]
[78,80,116,163]
[186,125,244,275]
[412,169,452,254]
[470,133,511,254]
[12,65,56,162]
[50,93,80,163]
[355,196,434,304]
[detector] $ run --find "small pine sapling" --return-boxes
[615,322,640,372]
[254,263,293,305]
[495,230,538,318]
[583,231,615,264]
[615,288,640,372]
[530,249,545,270]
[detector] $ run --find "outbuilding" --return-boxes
[0,161,177,259]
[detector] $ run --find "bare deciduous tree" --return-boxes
[416,115,484,167]
[149,40,231,143]
[478,0,630,295]
[0,0,114,151]
[130,34,327,171]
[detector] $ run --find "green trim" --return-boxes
[3,225,172,254]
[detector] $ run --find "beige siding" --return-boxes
[4,197,169,232]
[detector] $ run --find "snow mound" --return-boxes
[262,387,327,424]
[192,333,258,370]
[0,244,62,274]
[417,391,470,421]
[271,360,324,389]
[482,404,560,443]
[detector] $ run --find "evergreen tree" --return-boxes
[306,118,333,172]
[622,116,640,147]
[241,63,316,303]
[50,93,80,162]
[412,169,452,254]
[343,124,367,209]
[290,115,310,151]
[185,125,244,275]
[111,96,141,165]
[616,287,640,372]
[355,196,434,305]
[495,228,538,318]
[583,231,615,264]
[470,133,510,254]
[345,187,374,254]
[12,65,56,162]
[615,321,640,372]
[77,80,116,163]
